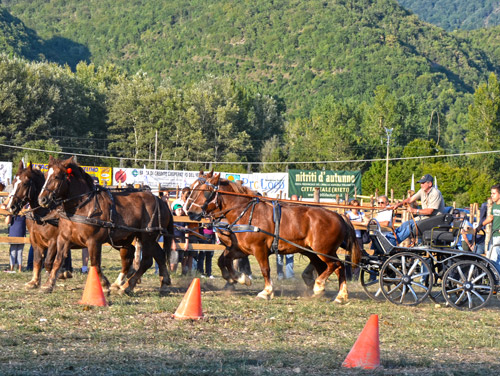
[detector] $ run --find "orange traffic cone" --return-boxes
[342,314,380,369]
[78,266,107,307]
[172,278,203,320]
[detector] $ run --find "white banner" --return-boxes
[112,168,289,197]
[0,162,13,185]
[222,172,288,197]
[113,167,199,188]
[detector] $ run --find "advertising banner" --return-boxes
[0,162,13,185]
[33,163,112,186]
[113,167,199,188]
[221,172,288,197]
[288,169,361,200]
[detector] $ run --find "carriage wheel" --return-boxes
[442,260,493,311]
[426,256,454,303]
[360,267,385,301]
[379,252,433,306]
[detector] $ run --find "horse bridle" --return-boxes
[39,168,70,207]
[7,176,36,214]
[185,177,220,217]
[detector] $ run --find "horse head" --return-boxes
[38,156,90,208]
[6,162,44,214]
[185,172,221,221]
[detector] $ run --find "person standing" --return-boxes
[5,213,27,272]
[477,184,500,273]
[197,224,215,278]
[276,194,298,280]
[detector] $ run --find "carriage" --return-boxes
[359,213,500,311]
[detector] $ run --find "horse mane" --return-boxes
[220,178,258,196]
[28,168,46,190]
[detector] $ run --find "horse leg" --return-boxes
[313,258,336,298]
[255,249,274,300]
[41,237,68,293]
[217,251,235,289]
[87,241,110,294]
[25,245,45,289]
[111,245,135,290]
[152,239,171,295]
[332,261,349,304]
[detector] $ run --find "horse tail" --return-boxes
[340,214,362,266]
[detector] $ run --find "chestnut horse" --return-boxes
[186,172,361,302]
[38,156,173,295]
[5,162,138,292]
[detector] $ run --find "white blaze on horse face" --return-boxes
[6,176,21,210]
[40,167,54,194]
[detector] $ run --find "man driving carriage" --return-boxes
[387,174,445,245]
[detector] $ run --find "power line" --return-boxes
[1,142,500,166]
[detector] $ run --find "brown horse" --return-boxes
[37,156,173,295]
[186,172,361,302]
[5,161,138,292]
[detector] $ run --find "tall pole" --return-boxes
[154,129,158,170]
[384,127,393,197]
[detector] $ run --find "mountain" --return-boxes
[397,0,500,30]
[0,6,90,68]
[1,0,498,117]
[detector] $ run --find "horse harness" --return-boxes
[56,186,171,247]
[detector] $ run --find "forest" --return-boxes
[397,0,500,30]
[1,1,500,205]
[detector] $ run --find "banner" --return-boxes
[222,172,288,197]
[288,169,361,200]
[33,163,112,186]
[0,162,13,185]
[113,167,199,188]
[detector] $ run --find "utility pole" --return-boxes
[384,127,393,197]
[154,129,158,170]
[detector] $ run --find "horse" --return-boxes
[185,171,361,302]
[5,161,138,292]
[37,156,173,295]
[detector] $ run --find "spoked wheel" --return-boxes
[360,267,385,301]
[442,260,493,311]
[426,257,454,303]
[380,252,433,306]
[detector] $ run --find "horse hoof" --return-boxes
[237,274,252,286]
[41,286,54,294]
[312,290,325,298]
[159,287,170,296]
[256,291,274,300]
[223,282,236,291]
[64,271,73,279]
[25,281,39,290]
[333,298,349,305]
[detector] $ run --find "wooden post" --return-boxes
[314,187,320,203]
[390,189,394,203]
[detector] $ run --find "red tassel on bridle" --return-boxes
[66,167,74,180]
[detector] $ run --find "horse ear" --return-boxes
[49,155,55,165]
[28,162,33,171]
[213,173,220,185]
[207,169,214,178]
[18,160,24,172]
[64,156,75,165]
[198,170,204,177]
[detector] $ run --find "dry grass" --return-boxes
[0,240,499,375]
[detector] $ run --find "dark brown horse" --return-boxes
[37,156,173,295]
[186,172,361,302]
[5,161,138,292]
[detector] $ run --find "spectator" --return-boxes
[171,203,187,273]
[458,211,473,252]
[389,174,445,244]
[276,194,299,280]
[171,187,190,211]
[477,184,500,273]
[5,213,27,272]
[197,224,215,278]
[473,200,489,255]
[81,248,89,273]
[345,199,365,280]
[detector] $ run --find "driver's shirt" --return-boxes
[411,186,445,219]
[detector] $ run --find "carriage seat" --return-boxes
[367,220,394,255]
[412,212,463,247]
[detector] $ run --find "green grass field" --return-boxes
[0,242,499,375]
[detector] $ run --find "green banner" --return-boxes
[288,170,361,199]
